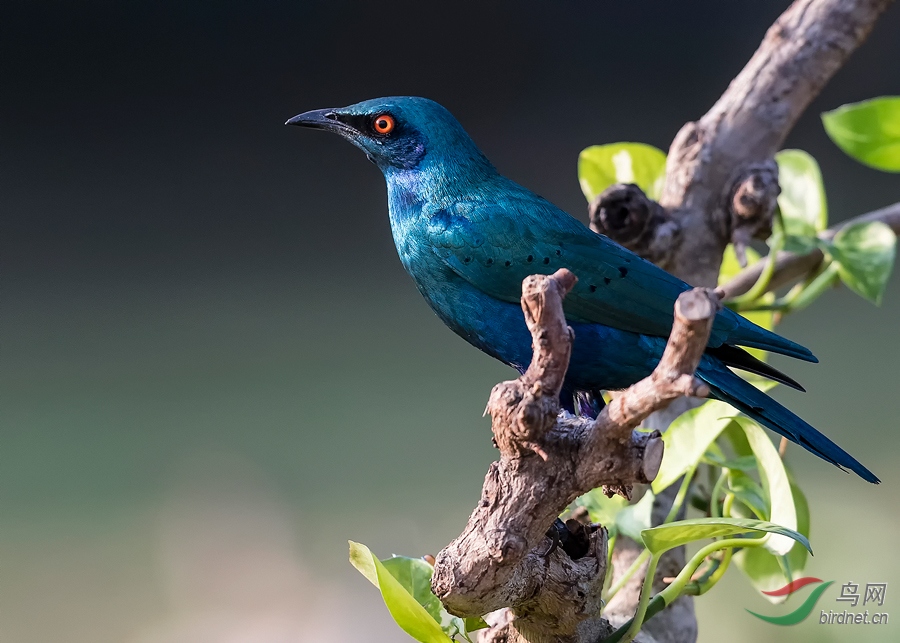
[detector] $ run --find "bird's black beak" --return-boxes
[285,108,354,136]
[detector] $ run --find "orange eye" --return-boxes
[373,114,395,134]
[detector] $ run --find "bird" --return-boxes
[286,96,878,484]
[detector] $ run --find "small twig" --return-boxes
[720,201,900,300]
[779,437,789,458]
[596,289,718,438]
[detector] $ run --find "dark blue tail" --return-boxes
[697,359,879,484]
[725,320,819,363]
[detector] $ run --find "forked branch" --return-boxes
[720,200,900,299]
[590,0,894,289]
[431,270,718,642]
[431,1,895,641]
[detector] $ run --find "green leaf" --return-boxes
[640,517,811,557]
[349,542,454,643]
[775,150,828,237]
[822,96,900,172]
[703,453,758,472]
[615,490,656,544]
[726,470,768,520]
[735,480,811,603]
[380,557,451,630]
[722,421,753,458]
[731,418,797,556]
[782,234,823,255]
[652,401,736,493]
[464,617,489,634]
[380,555,487,639]
[718,243,763,284]
[578,143,667,201]
[829,221,897,305]
[575,488,629,533]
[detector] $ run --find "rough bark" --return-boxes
[433,0,894,641]
[727,162,781,268]
[431,271,717,642]
[589,184,678,266]
[594,0,894,289]
[659,0,894,287]
[594,1,893,638]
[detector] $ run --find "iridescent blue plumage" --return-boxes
[287,96,878,483]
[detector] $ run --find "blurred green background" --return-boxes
[2,1,899,641]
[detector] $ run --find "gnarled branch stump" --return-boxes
[431,270,718,642]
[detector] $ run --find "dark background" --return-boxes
[2,2,899,642]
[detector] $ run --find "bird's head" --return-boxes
[286,97,494,178]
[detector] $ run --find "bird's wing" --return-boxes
[425,197,720,339]
[424,196,816,361]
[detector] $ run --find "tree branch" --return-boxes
[660,0,894,287]
[432,2,894,641]
[720,200,900,300]
[431,270,717,642]
[593,0,894,289]
[584,1,893,641]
